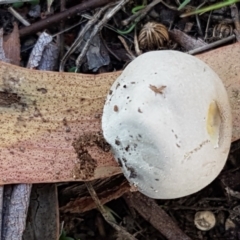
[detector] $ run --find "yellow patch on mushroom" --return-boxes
[206,101,222,148]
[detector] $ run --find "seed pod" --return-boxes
[138,22,169,51]
[213,23,233,38]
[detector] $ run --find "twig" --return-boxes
[100,32,122,61]
[163,205,228,212]
[121,0,162,26]
[204,11,212,40]
[81,13,134,43]
[59,0,66,59]
[195,1,206,36]
[124,192,192,240]
[230,3,240,41]
[161,0,178,11]
[134,28,142,56]
[187,34,235,55]
[59,2,114,71]
[19,0,114,37]
[118,36,136,59]
[85,181,137,240]
[75,0,131,71]
[122,0,177,26]
[81,13,121,34]
[196,15,203,36]
[52,20,87,38]
[8,7,30,27]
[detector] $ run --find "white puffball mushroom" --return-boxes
[194,211,216,231]
[102,50,232,199]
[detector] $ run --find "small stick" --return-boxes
[121,0,162,26]
[100,32,122,61]
[75,0,131,70]
[59,0,66,59]
[230,3,240,41]
[118,36,136,59]
[204,11,212,41]
[196,14,203,36]
[124,192,192,240]
[85,181,137,240]
[134,28,142,56]
[195,1,206,37]
[187,34,235,55]
[8,7,30,27]
[59,3,113,71]
[19,0,113,37]
[81,13,134,43]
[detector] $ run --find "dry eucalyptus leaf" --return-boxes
[0,43,239,184]
[77,27,110,72]
[0,28,9,62]
[28,4,41,18]
[169,29,207,51]
[27,32,53,69]
[3,22,20,66]
[38,42,59,71]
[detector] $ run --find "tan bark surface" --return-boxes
[0,43,239,184]
[197,43,240,142]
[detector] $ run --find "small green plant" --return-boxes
[12,0,39,8]
[179,0,240,17]
[117,0,147,35]
[178,0,191,10]
[59,230,75,240]
[68,67,77,72]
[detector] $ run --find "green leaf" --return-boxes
[12,0,39,7]
[59,230,76,240]
[178,0,191,10]
[63,237,75,240]
[12,2,24,8]
[30,0,39,6]
[68,67,77,72]
[181,0,240,17]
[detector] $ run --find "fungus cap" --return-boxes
[194,211,216,231]
[102,50,232,199]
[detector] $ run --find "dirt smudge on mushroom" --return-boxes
[149,84,166,94]
[114,105,119,112]
[183,139,210,162]
[125,163,137,179]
